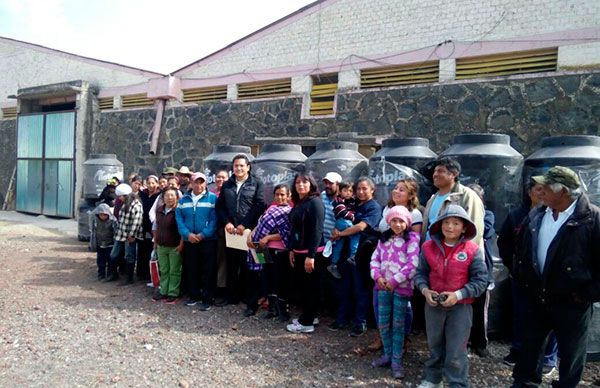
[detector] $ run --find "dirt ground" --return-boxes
[0,219,599,387]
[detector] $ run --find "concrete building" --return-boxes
[1,0,599,217]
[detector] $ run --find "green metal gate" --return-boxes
[16,111,75,218]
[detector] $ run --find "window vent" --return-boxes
[238,78,291,100]
[1,107,17,119]
[361,61,439,88]
[121,93,154,108]
[455,48,558,80]
[310,74,338,116]
[99,97,114,110]
[183,86,228,103]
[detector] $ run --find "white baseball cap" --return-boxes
[322,172,342,184]
[115,183,132,196]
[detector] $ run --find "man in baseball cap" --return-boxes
[512,165,600,387]
[176,167,218,311]
[532,165,581,190]
[321,172,342,243]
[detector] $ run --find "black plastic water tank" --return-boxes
[441,133,523,338]
[369,138,437,206]
[524,135,600,206]
[441,133,523,227]
[524,135,600,361]
[305,141,368,185]
[253,144,306,203]
[77,198,97,241]
[202,145,254,189]
[82,154,123,199]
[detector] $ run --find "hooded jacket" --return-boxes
[415,205,488,304]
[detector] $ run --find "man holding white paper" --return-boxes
[216,154,266,313]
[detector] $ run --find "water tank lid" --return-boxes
[541,135,600,148]
[255,144,307,162]
[453,133,510,145]
[315,141,359,152]
[382,138,430,148]
[89,154,118,159]
[211,144,252,154]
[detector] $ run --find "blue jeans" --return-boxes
[334,256,371,327]
[97,247,112,278]
[110,240,137,265]
[331,219,360,265]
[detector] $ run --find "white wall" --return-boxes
[179,0,600,78]
[0,38,161,105]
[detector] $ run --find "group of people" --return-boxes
[88,152,600,387]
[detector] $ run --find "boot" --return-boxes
[121,263,134,285]
[263,295,278,319]
[106,263,119,282]
[277,298,290,322]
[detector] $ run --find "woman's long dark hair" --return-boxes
[291,173,320,204]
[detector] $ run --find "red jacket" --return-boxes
[421,239,480,304]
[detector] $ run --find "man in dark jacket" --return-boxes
[216,154,266,314]
[512,166,600,388]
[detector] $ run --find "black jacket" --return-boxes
[514,193,600,305]
[288,195,325,258]
[216,174,266,229]
[498,204,529,274]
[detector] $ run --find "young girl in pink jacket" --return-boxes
[370,205,420,379]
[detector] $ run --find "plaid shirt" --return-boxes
[247,204,292,271]
[114,198,144,241]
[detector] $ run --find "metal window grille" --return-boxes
[121,93,154,108]
[238,79,291,100]
[361,61,439,88]
[1,107,17,119]
[183,86,228,103]
[98,97,114,110]
[455,48,558,80]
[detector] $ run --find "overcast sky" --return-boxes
[0,0,314,74]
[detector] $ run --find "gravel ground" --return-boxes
[0,219,599,387]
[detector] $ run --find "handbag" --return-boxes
[149,249,160,288]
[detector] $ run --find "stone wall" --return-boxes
[93,72,600,175]
[0,119,17,207]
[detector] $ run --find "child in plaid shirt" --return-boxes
[108,183,144,284]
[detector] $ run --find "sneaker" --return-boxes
[347,256,356,266]
[293,317,319,326]
[371,355,391,368]
[503,350,518,366]
[417,380,443,388]
[327,264,342,279]
[391,364,405,379]
[327,321,348,331]
[185,299,198,307]
[164,296,177,304]
[151,292,165,302]
[146,282,154,288]
[286,321,315,334]
[350,324,367,337]
[542,365,556,376]
[473,347,491,358]
[198,302,212,311]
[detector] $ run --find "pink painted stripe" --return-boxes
[178,27,600,88]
